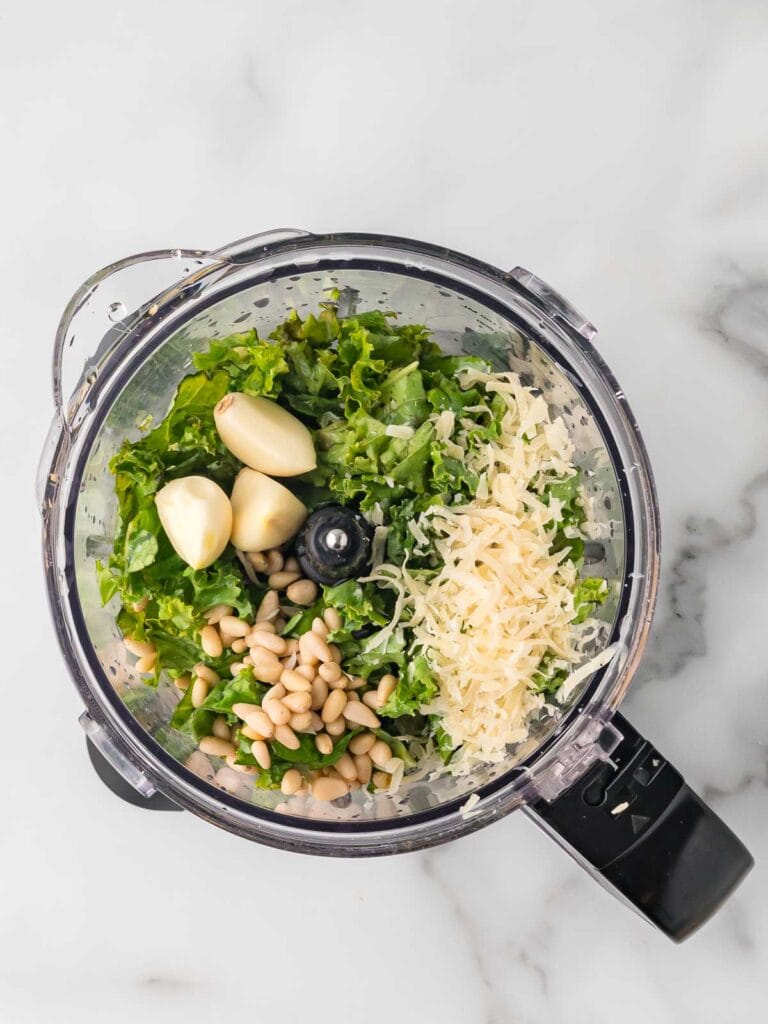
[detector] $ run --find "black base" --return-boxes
[86,739,181,811]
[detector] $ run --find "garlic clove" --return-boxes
[230,468,307,552]
[214,392,316,477]
[155,476,232,569]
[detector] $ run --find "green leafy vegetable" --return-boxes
[380,655,438,718]
[572,577,609,624]
[102,302,607,793]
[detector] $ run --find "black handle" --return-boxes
[528,713,753,941]
[86,738,181,812]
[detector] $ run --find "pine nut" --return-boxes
[283,690,312,713]
[326,716,346,737]
[231,638,247,654]
[290,711,313,732]
[174,674,191,691]
[297,649,318,670]
[281,768,302,795]
[377,674,397,705]
[310,617,328,638]
[219,632,236,648]
[346,691,360,702]
[219,615,249,638]
[247,550,269,573]
[230,661,247,677]
[245,709,274,737]
[212,716,230,740]
[250,649,283,683]
[269,570,301,590]
[232,702,261,719]
[300,630,333,665]
[354,753,373,785]
[310,712,324,732]
[191,677,209,708]
[284,638,299,655]
[372,771,391,790]
[328,644,342,663]
[135,653,157,674]
[185,750,213,780]
[226,754,257,775]
[328,674,348,691]
[281,669,312,692]
[343,701,380,729]
[287,579,318,606]
[310,676,329,711]
[322,689,347,723]
[247,621,276,640]
[370,740,392,768]
[265,549,284,574]
[335,753,357,781]
[249,631,287,655]
[205,603,233,625]
[256,590,280,621]
[264,700,291,726]
[124,637,156,658]
[293,663,314,682]
[199,624,222,658]
[349,732,376,756]
[315,732,333,755]
[311,777,349,802]
[243,655,254,666]
[323,607,343,631]
[274,723,300,749]
[347,675,366,689]
[318,662,342,684]
[263,683,286,703]
[273,617,286,632]
[251,739,271,769]
[242,724,269,741]
[199,736,235,758]
[194,663,220,684]
[363,690,382,709]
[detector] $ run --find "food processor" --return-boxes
[38,229,753,941]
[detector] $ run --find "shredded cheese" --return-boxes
[385,423,415,440]
[382,370,605,772]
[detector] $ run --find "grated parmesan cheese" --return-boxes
[385,423,415,440]
[381,370,604,772]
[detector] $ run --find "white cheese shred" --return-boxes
[380,369,607,772]
[385,423,415,440]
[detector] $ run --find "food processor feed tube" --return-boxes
[39,231,753,942]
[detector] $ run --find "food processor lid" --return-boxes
[39,229,660,849]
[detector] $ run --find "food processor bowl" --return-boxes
[39,230,753,940]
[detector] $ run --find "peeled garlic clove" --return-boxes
[230,468,307,552]
[214,392,316,476]
[155,476,232,569]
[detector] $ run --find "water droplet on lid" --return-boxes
[107,301,127,322]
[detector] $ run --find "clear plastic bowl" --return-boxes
[39,230,657,851]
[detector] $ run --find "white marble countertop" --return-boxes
[2,1,767,1021]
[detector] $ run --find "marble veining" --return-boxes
[3,2,768,1022]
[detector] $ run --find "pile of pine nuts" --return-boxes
[123,546,404,802]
